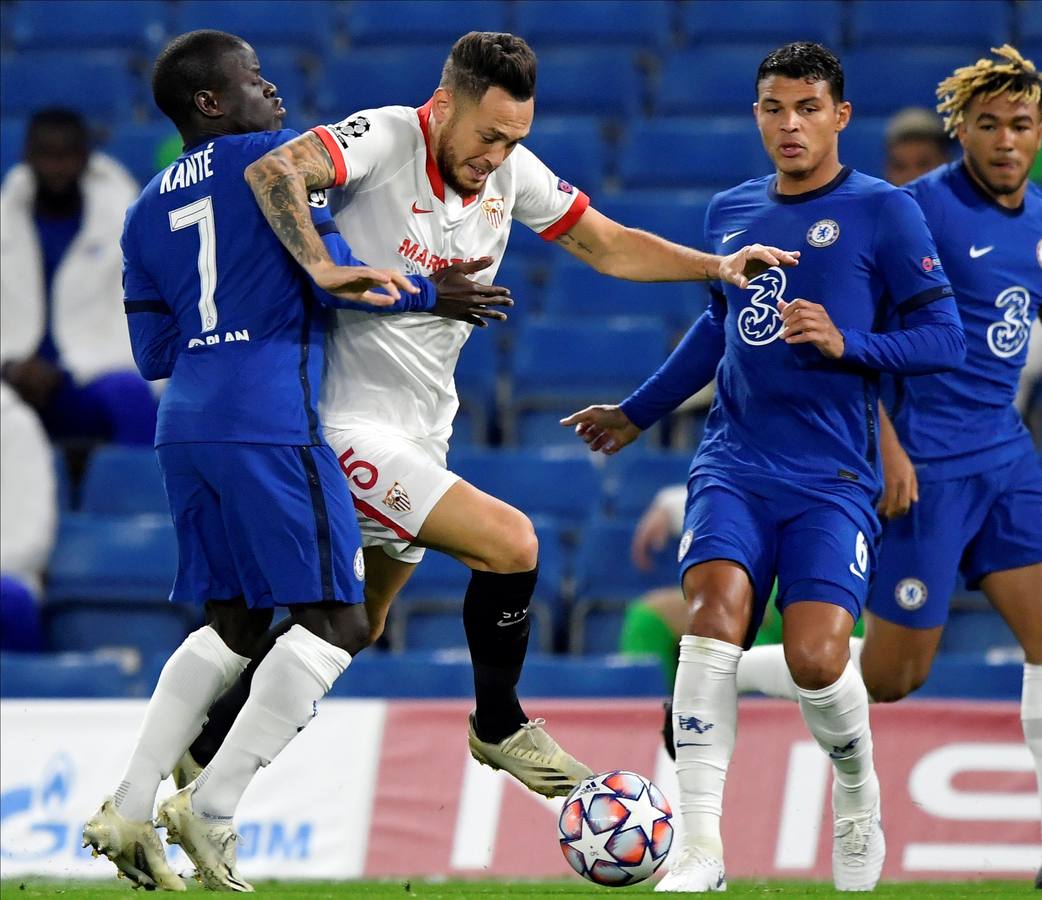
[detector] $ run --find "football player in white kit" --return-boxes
[183,31,799,798]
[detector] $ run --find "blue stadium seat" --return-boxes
[0,52,134,122]
[509,318,670,409]
[601,450,691,518]
[849,0,1012,49]
[940,607,1017,655]
[316,47,447,119]
[594,192,711,247]
[518,655,667,697]
[11,0,167,53]
[255,49,312,116]
[844,48,971,117]
[80,446,168,516]
[514,408,588,448]
[535,50,642,118]
[680,1,843,48]
[841,116,890,181]
[541,260,705,331]
[0,651,139,698]
[618,118,767,190]
[103,122,180,187]
[454,329,499,439]
[492,256,538,331]
[522,119,608,192]
[47,512,177,603]
[516,1,672,50]
[570,517,678,654]
[52,447,72,511]
[44,603,199,659]
[656,48,767,116]
[1020,3,1042,43]
[173,1,336,54]
[345,1,508,43]
[0,117,27,179]
[449,447,602,529]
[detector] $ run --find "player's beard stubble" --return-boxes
[435,122,481,200]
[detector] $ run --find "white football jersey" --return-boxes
[311,102,589,441]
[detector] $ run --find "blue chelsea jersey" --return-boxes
[695,167,953,515]
[122,130,331,447]
[891,162,1042,481]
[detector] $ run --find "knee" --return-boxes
[206,601,273,658]
[785,641,848,691]
[325,605,372,656]
[862,666,928,703]
[486,512,539,574]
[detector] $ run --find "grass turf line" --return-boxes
[1,880,1033,898]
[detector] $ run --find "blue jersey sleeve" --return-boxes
[619,290,726,430]
[873,189,954,317]
[841,299,965,374]
[121,209,181,380]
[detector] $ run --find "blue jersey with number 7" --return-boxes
[123,129,363,448]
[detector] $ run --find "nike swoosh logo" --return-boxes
[676,741,711,747]
[496,618,526,627]
[722,229,747,244]
[411,201,433,214]
[969,245,993,258]
[849,563,866,582]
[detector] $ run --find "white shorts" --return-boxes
[323,423,460,564]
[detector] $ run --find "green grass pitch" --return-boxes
[1,880,1034,898]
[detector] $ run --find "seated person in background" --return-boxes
[883,106,951,186]
[0,381,56,652]
[0,109,157,446]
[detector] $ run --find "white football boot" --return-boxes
[156,785,253,892]
[83,798,186,891]
[171,749,204,790]
[467,714,593,798]
[832,784,886,892]
[654,846,727,892]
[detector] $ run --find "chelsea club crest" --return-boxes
[807,219,840,248]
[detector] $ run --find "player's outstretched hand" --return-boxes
[312,262,418,307]
[560,405,640,455]
[777,298,845,358]
[429,256,513,327]
[719,244,800,289]
[878,416,919,519]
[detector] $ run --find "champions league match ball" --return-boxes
[557,770,674,887]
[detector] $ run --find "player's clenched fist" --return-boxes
[560,405,640,455]
[777,298,845,358]
[718,243,800,289]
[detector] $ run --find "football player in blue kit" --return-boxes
[563,43,966,892]
[81,30,510,892]
[734,45,1042,889]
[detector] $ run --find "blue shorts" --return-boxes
[868,448,1042,629]
[678,476,878,648]
[157,442,366,609]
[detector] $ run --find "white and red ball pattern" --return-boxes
[558,770,673,887]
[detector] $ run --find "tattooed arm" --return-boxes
[244,132,416,305]
[555,205,799,289]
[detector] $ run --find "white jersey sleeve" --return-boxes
[310,107,415,189]
[510,144,590,241]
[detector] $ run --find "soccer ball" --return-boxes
[558,770,674,887]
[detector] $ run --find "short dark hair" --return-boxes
[26,108,90,150]
[756,41,844,104]
[152,29,247,128]
[440,32,537,103]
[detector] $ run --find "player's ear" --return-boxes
[431,87,454,125]
[835,100,852,133]
[194,89,222,120]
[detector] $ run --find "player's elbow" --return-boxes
[243,150,295,195]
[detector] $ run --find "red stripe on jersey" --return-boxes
[309,126,348,187]
[539,190,591,241]
[416,100,477,208]
[353,496,416,542]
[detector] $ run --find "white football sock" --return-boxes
[191,624,351,820]
[1022,663,1042,824]
[735,643,798,700]
[796,661,879,818]
[672,634,742,861]
[736,636,869,703]
[114,626,249,821]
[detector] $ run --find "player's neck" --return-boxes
[774,156,844,197]
[961,154,1027,210]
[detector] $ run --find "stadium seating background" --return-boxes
[1,0,1038,698]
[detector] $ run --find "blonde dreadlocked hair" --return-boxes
[936,44,1040,136]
